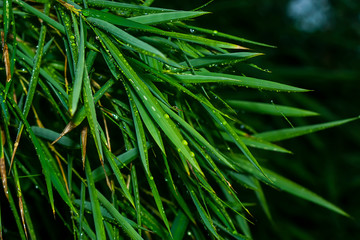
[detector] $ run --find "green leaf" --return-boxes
[227,100,318,117]
[69,17,85,116]
[129,11,209,25]
[31,126,80,148]
[87,17,166,59]
[131,166,142,236]
[180,52,263,68]
[239,136,292,153]
[230,159,350,217]
[92,147,143,183]
[85,159,106,240]
[3,0,12,40]
[82,9,157,30]
[172,72,309,92]
[170,211,189,240]
[254,116,360,141]
[158,101,235,169]
[97,191,142,240]
[82,67,104,163]
[188,187,221,239]
[103,146,134,206]
[96,29,203,175]
[177,22,276,48]
[82,0,174,13]
[127,85,150,175]
[201,96,267,178]
[13,0,65,34]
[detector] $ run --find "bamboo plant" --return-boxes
[0,0,357,239]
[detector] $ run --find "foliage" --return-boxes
[0,0,357,239]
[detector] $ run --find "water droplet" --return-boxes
[190,29,195,33]
[187,231,192,236]
[150,176,154,180]
[182,140,188,146]
[190,152,195,157]
[164,114,170,119]
[177,148,181,153]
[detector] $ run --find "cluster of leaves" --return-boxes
[0,0,358,239]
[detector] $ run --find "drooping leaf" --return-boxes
[227,100,318,117]
[254,116,359,142]
[172,72,309,92]
[129,11,209,25]
[230,158,350,217]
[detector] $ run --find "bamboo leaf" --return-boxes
[172,72,309,92]
[131,165,142,236]
[227,100,318,117]
[82,67,104,170]
[97,191,143,240]
[82,0,174,13]
[69,17,85,116]
[96,29,203,175]
[230,159,350,217]
[85,159,106,240]
[159,101,235,169]
[177,22,276,48]
[103,146,135,206]
[201,96,267,177]
[254,116,360,142]
[188,187,221,239]
[128,85,150,175]
[180,52,263,68]
[170,211,189,240]
[129,11,209,25]
[86,17,166,59]
[31,126,80,148]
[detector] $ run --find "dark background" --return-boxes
[154,0,360,239]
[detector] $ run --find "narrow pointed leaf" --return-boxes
[69,17,85,116]
[128,86,150,175]
[173,72,309,92]
[85,159,106,240]
[177,22,276,48]
[96,30,203,175]
[227,100,318,117]
[87,17,166,59]
[180,52,263,68]
[254,116,360,141]
[97,191,142,240]
[201,96,267,177]
[129,11,209,25]
[82,68,104,164]
[103,146,135,206]
[31,126,79,148]
[232,159,350,217]
[171,211,189,240]
[83,0,175,13]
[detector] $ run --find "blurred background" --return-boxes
[154,0,360,239]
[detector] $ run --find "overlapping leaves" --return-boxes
[0,0,357,239]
